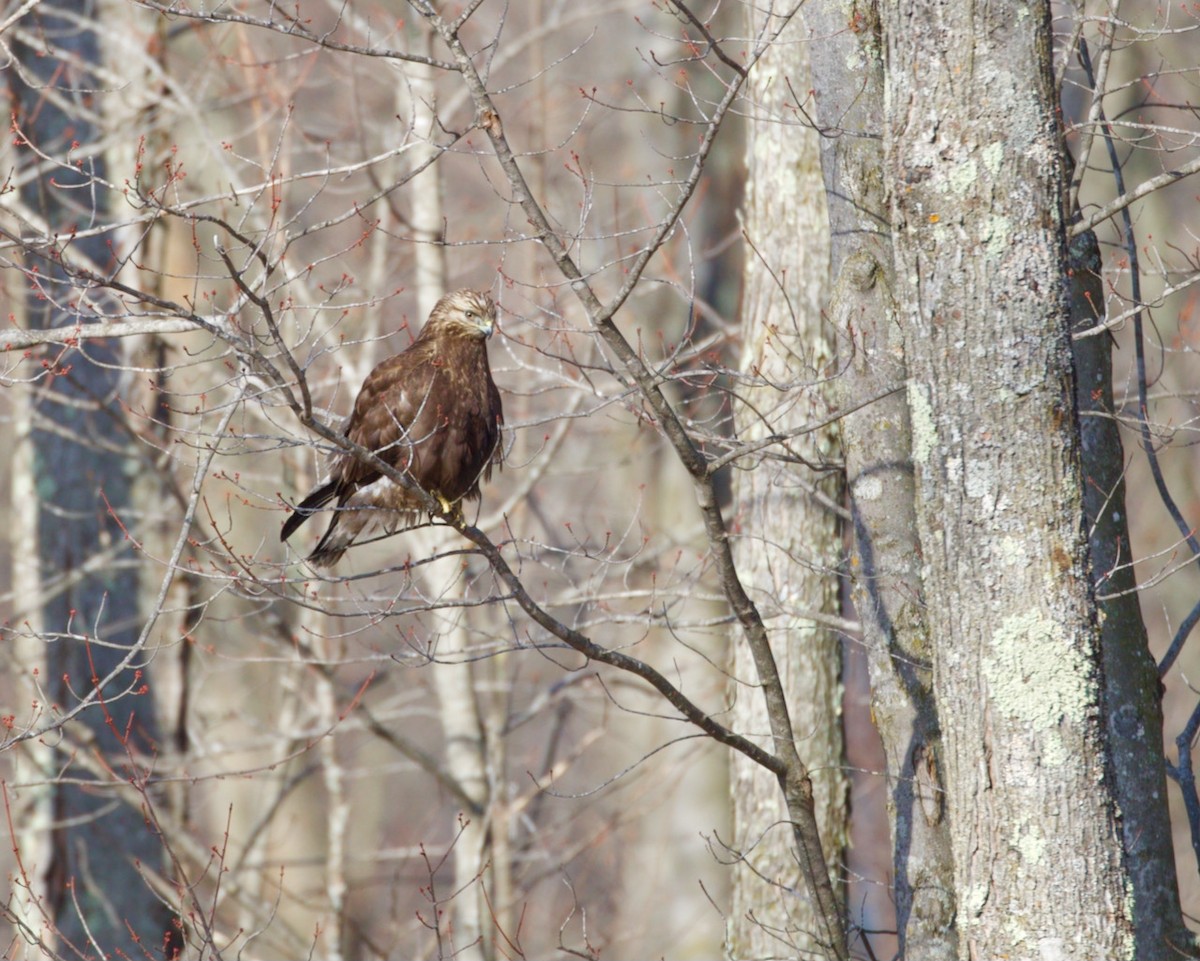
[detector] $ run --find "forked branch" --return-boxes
[409,3,848,957]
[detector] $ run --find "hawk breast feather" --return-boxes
[281,289,504,567]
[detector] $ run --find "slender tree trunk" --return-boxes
[7,371,56,956]
[728,6,847,957]
[877,2,1133,953]
[427,592,489,961]
[1068,229,1195,958]
[407,34,493,959]
[804,3,957,956]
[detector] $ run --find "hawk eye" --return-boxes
[465,310,477,321]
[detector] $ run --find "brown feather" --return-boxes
[282,289,504,566]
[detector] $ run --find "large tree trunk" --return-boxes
[12,0,173,953]
[877,1,1133,953]
[804,3,957,957]
[728,6,847,957]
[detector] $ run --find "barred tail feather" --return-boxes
[307,517,353,568]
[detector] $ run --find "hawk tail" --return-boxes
[307,515,355,567]
[281,479,338,542]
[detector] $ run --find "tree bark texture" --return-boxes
[13,0,173,952]
[878,2,1133,955]
[804,2,958,956]
[1068,230,1196,959]
[729,6,847,957]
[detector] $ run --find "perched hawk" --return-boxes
[281,289,504,567]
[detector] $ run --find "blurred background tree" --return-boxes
[8,0,175,954]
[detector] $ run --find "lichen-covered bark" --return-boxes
[805,2,958,956]
[728,7,847,957]
[878,2,1133,955]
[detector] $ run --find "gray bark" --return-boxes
[805,3,958,956]
[729,6,847,957]
[877,2,1133,955]
[1068,230,1197,958]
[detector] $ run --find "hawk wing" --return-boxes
[332,344,441,497]
[334,337,500,502]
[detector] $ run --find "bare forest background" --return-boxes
[2,0,1200,959]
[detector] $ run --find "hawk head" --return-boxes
[427,289,497,340]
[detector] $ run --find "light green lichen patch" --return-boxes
[995,535,1026,568]
[983,610,1096,767]
[982,141,1005,176]
[1015,820,1046,864]
[907,380,936,465]
[949,157,978,195]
